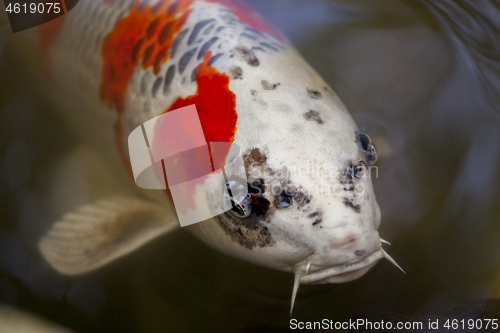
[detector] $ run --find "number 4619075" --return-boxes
[6,2,62,14]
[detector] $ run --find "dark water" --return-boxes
[0,0,500,332]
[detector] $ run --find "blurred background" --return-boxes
[0,0,499,331]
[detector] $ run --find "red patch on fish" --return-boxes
[100,0,194,171]
[158,52,237,212]
[168,52,237,162]
[98,0,275,181]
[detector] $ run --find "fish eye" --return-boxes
[358,132,377,165]
[224,181,252,218]
[274,191,293,209]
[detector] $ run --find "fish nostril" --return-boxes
[354,249,365,257]
[330,235,358,249]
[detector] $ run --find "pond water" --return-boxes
[0,0,499,332]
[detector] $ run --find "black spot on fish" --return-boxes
[208,53,223,66]
[216,26,226,33]
[163,64,175,94]
[260,42,278,52]
[244,147,267,169]
[169,29,189,58]
[152,76,162,96]
[154,48,167,74]
[254,196,270,217]
[216,213,273,250]
[308,210,323,226]
[188,19,215,45]
[131,39,144,63]
[230,66,243,80]
[343,198,361,213]
[348,161,367,180]
[245,27,266,39]
[308,211,319,219]
[176,12,189,27]
[146,18,160,40]
[312,219,322,226]
[250,89,266,105]
[304,110,323,124]
[142,44,155,66]
[355,250,365,257]
[285,185,311,207]
[203,23,215,35]
[140,73,149,95]
[234,45,259,66]
[357,132,378,165]
[191,63,202,82]
[307,88,322,100]
[252,46,265,53]
[167,1,179,16]
[197,37,218,59]
[178,47,197,74]
[249,178,266,195]
[158,22,173,45]
[261,80,280,90]
[240,32,257,40]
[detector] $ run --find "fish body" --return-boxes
[10,0,399,306]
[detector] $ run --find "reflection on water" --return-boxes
[0,0,499,331]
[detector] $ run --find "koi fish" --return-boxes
[10,0,403,312]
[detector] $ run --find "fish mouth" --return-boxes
[299,249,385,285]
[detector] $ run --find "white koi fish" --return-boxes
[8,0,403,313]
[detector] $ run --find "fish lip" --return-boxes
[299,248,384,285]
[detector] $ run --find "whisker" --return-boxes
[290,273,301,317]
[305,262,311,274]
[380,239,391,246]
[381,248,405,274]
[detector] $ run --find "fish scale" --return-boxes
[9,0,403,313]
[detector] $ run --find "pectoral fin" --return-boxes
[39,197,178,275]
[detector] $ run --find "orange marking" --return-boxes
[158,52,238,211]
[101,0,195,171]
[100,0,194,113]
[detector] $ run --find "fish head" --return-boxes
[189,81,393,285]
